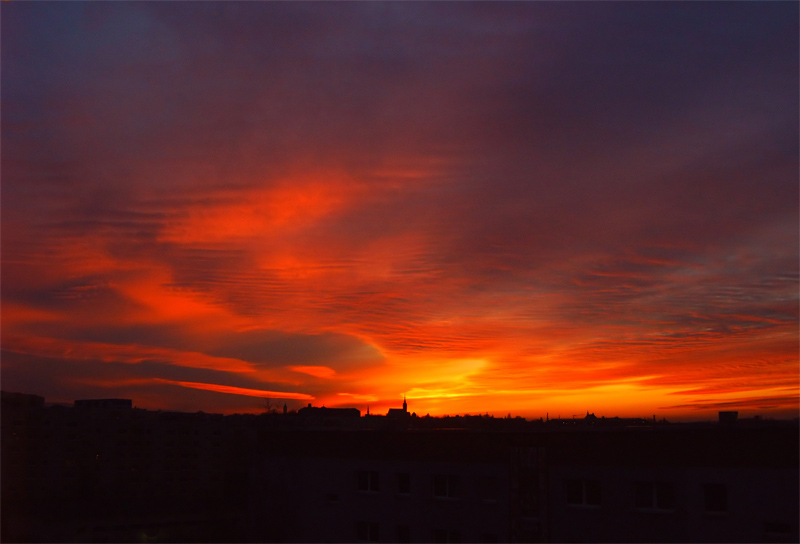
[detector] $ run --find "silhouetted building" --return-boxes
[545,427,798,543]
[1,391,44,410]
[297,404,361,418]
[387,396,410,419]
[74,398,133,410]
[2,391,797,543]
[248,426,798,543]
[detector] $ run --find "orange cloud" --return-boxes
[288,366,337,379]
[2,334,260,376]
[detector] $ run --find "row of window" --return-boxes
[565,479,728,513]
[356,470,497,500]
[355,521,498,543]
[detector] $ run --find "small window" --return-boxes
[763,521,792,536]
[703,483,727,513]
[635,482,674,511]
[357,521,379,542]
[480,476,498,502]
[357,470,380,492]
[433,474,461,499]
[397,472,411,494]
[396,524,411,543]
[433,529,461,543]
[566,479,601,506]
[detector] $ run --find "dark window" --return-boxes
[480,476,498,501]
[396,524,411,543]
[433,474,461,498]
[566,480,583,505]
[434,529,461,543]
[704,484,727,513]
[635,482,675,511]
[518,473,539,516]
[357,521,379,542]
[656,482,675,509]
[635,482,653,508]
[397,472,410,494]
[357,470,380,492]
[763,521,792,535]
[566,479,601,506]
[585,480,602,505]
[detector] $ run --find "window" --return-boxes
[396,524,411,543]
[518,473,539,516]
[356,522,379,543]
[397,472,410,494]
[763,521,792,537]
[480,476,498,502]
[433,529,461,543]
[565,479,601,507]
[635,482,675,511]
[357,470,380,492]
[433,474,461,499]
[703,483,727,514]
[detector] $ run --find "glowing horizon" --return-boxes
[2,2,798,421]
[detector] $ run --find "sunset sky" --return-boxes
[2,2,798,420]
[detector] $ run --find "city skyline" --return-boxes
[2,2,798,420]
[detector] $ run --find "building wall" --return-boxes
[3,397,797,544]
[547,451,799,543]
[250,454,511,543]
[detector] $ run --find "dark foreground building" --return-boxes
[249,426,798,543]
[2,391,798,543]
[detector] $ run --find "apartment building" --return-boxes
[2,391,797,543]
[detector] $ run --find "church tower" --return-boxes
[403,395,407,412]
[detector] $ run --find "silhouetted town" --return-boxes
[2,390,798,543]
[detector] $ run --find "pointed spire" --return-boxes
[402,395,407,412]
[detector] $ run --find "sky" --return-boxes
[2,2,798,420]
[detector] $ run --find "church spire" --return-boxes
[403,395,407,412]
